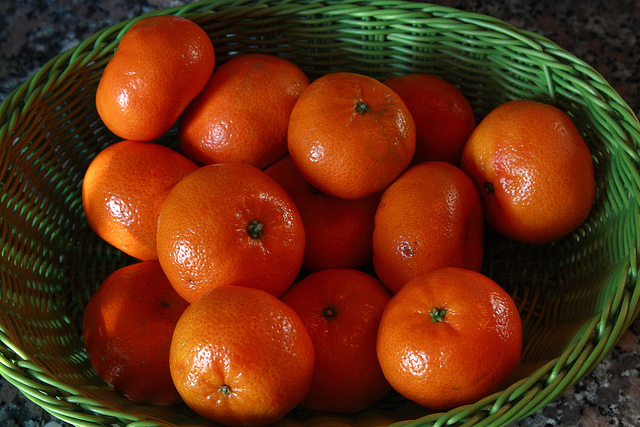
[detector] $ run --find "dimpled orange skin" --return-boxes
[81,140,199,261]
[178,53,310,169]
[96,15,215,142]
[82,261,190,405]
[288,72,416,200]
[461,99,596,244]
[383,73,476,165]
[376,267,522,411]
[372,161,484,294]
[280,269,392,413]
[169,285,315,427]
[156,162,305,303]
[264,155,381,273]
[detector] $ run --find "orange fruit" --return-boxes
[82,261,190,404]
[96,15,215,141]
[460,99,596,244]
[156,162,305,303]
[280,268,392,413]
[288,72,416,200]
[264,155,380,273]
[178,53,310,169]
[170,284,314,426]
[372,161,484,294]
[81,140,199,261]
[376,267,522,411]
[383,73,476,165]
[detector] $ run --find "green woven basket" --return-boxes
[1,0,639,426]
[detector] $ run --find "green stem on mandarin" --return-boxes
[247,219,264,241]
[219,385,231,396]
[355,101,371,114]
[430,307,447,323]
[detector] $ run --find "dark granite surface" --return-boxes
[0,0,639,426]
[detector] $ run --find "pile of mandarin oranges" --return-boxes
[80,15,597,426]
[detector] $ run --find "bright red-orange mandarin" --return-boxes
[288,72,416,200]
[377,267,522,410]
[156,162,305,303]
[170,285,315,426]
[96,15,215,141]
[461,99,596,244]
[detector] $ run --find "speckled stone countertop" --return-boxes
[1,1,639,426]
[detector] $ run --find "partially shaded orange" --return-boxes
[384,73,476,165]
[82,261,189,404]
[264,155,380,273]
[280,268,392,413]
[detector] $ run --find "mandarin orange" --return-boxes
[170,285,314,426]
[96,15,215,141]
[81,140,198,261]
[280,268,392,413]
[460,99,596,244]
[82,261,190,404]
[384,73,476,165]
[179,53,309,169]
[376,267,522,411]
[156,162,305,303]
[372,161,484,294]
[264,155,380,272]
[288,72,416,200]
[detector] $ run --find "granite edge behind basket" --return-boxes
[1,0,639,426]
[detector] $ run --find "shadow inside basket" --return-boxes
[1,1,640,426]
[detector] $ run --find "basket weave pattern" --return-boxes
[1,1,640,426]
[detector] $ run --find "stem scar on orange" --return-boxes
[288,72,416,200]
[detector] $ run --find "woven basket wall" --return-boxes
[1,1,640,426]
